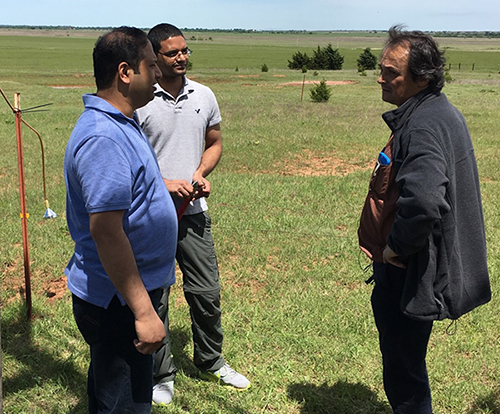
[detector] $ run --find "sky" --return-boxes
[1,0,499,32]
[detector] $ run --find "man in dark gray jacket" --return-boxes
[359,26,490,414]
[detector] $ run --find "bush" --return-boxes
[311,46,329,70]
[357,47,378,72]
[310,79,331,102]
[322,44,344,70]
[310,44,344,70]
[444,68,453,83]
[288,51,310,70]
[288,44,344,71]
[261,63,269,72]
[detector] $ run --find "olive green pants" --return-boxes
[154,212,225,383]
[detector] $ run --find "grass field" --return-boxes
[0,30,499,413]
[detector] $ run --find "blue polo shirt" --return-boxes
[64,94,177,308]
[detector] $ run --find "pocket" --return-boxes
[369,163,392,196]
[204,212,212,234]
[373,262,406,293]
[72,295,103,345]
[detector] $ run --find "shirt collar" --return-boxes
[153,76,194,100]
[82,93,135,120]
[82,93,143,133]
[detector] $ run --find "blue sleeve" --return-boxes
[74,137,132,213]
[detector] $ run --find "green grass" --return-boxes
[1,32,500,413]
[2,32,500,79]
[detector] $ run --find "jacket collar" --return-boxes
[382,88,437,133]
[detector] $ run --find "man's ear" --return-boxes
[118,62,132,85]
[417,77,430,89]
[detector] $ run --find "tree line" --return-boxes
[288,45,377,72]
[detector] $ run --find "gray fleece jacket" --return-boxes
[384,88,491,321]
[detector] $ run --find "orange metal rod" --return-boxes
[14,93,32,320]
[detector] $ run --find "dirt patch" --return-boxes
[43,276,68,302]
[279,149,371,176]
[282,80,356,86]
[2,257,24,306]
[221,270,267,303]
[2,255,69,305]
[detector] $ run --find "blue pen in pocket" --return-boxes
[373,148,391,176]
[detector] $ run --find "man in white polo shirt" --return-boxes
[137,23,250,406]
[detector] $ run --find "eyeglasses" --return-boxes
[158,47,192,59]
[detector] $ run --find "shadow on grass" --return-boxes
[465,390,500,414]
[152,326,250,414]
[288,380,391,414]
[2,303,88,413]
[167,325,198,378]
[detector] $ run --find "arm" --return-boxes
[192,123,222,197]
[89,210,165,354]
[388,129,450,256]
[163,124,222,200]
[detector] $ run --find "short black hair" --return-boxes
[93,26,149,90]
[147,23,185,54]
[385,25,446,92]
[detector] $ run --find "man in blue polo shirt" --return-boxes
[64,26,178,413]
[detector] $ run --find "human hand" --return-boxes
[164,179,195,200]
[382,245,407,269]
[133,310,166,355]
[193,175,211,198]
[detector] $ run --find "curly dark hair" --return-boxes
[385,25,446,92]
[93,26,149,90]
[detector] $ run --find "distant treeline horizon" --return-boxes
[1,24,500,38]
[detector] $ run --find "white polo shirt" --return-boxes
[137,77,221,215]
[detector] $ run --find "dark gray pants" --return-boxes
[154,212,225,383]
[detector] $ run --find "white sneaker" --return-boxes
[199,363,251,390]
[152,380,174,405]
